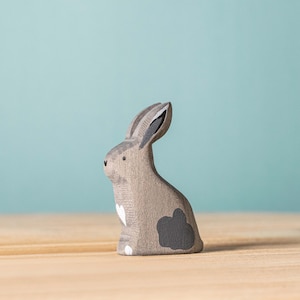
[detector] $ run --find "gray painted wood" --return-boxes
[104,102,203,255]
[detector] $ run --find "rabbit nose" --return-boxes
[104,160,107,166]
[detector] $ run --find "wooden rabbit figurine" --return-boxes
[103,102,203,255]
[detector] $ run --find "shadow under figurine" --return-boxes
[104,102,203,255]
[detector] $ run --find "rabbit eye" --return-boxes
[122,156,126,161]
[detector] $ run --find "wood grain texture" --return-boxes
[0,213,300,299]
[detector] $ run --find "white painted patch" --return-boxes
[151,104,168,123]
[116,204,126,226]
[124,245,133,255]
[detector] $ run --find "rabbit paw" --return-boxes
[124,245,133,255]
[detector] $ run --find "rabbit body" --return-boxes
[104,102,203,255]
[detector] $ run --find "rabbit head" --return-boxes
[103,102,172,184]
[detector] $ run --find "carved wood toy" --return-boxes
[103,102,203,255]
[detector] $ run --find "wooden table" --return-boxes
[0,213,299,299]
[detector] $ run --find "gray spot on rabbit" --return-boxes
[157,208,195,250]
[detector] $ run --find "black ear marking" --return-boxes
[126,103,161,138]
[139,110,166,149]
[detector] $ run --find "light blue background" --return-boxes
[1,1,299,213]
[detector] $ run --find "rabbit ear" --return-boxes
[126,103,161,139]
[139,102,172,149]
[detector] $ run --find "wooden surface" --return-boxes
[0,213,300,299]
